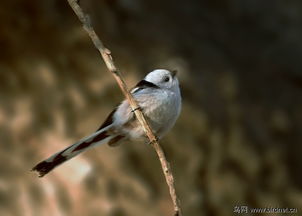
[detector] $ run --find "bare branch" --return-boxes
[66,0,182,215]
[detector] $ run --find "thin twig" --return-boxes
[66,1,182,215]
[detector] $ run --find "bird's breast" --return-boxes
[141,90,181,135]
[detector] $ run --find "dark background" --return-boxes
[0,0,301,215]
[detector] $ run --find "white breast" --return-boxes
[114,87,181,140]
[139,89,181,138]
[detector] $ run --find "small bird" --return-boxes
[32,69,182,177]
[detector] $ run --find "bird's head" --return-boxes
[144,69,179,91]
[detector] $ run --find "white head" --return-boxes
[144,69,179,91]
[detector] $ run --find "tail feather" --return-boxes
[32,128,112,177]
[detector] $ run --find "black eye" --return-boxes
[164,77,170,82]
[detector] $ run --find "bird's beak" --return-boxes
[171,70,177,78]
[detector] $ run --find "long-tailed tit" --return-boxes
[32,69,182,177]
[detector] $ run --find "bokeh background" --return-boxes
[1,0,302,216]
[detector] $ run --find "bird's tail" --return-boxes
[32,126,113,177]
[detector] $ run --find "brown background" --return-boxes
[0,0,302,216]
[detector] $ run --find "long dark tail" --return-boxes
[32,129,112,177]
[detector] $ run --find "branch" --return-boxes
[66,1,182,215]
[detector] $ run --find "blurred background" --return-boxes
[0,0,302,215]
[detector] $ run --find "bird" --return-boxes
[32,69,182,177]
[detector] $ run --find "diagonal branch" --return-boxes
[66,1,182,215]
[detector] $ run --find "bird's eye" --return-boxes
[164,77,170,82]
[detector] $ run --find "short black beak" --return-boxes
[171,70,177,78]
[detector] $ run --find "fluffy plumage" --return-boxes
[32,69,181,177]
